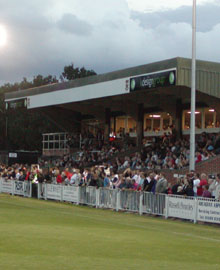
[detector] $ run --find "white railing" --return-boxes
[99,188,118,209]
[79,186,97,206]
[1,178,220,225]
[143,192,166,216]
[118,190,141,212]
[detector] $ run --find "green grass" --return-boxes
[0,194,220,270]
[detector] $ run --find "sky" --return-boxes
[0,0,219,85]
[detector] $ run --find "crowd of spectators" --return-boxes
[1,131,220,201]
[132,131,217,170]
[1,163,220,201]
[40,131,220,172]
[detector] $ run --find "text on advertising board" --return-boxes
[130,69,176,92]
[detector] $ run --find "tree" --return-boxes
[33,75,58,87]
[61,63,96,81]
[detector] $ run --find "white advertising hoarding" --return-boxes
[167,196,195,220]
[197,199,220,224]
[46,184,62,201]
[0,179,14,194]
[63,186,79,203]
[14,181,24,195]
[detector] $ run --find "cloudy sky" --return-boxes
[0,0,219,85]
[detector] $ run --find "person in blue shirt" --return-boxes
[103,173,110,188]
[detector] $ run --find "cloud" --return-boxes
[0,0,219,86]
[131,3,220,32]
[57,13,93,36]
[127,0,218,13]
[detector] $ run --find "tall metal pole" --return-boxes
[189,0,196,171]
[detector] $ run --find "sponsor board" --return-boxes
[1,179,14,193]
[46,184,62,200]
[14,181,24,195]
[167,196,195,220]
[63,186,79,203]
[197,199,220,224]
[130,69,176,92]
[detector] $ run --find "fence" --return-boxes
[1,179,220,225]
[0,178,32,197]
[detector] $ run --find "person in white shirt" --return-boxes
[15,169,21,180]
[214,174,220,201]
[70,170,79,185]
[193,173,200,196]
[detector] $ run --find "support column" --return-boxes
[136,104,144,148]
[104,108,111,143]
[113,117,116,133]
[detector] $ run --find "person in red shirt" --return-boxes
[197,173,208,196]
[25,170,30,181]
[56,170,63,184]
[64,167,72,180]
[109,129,116,142]
[195,152,202,163]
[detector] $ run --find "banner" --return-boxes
[197,199,220,224]
[63,186,79,203]
[46,184,62,200]
[14,181,24,195]
[130,69,176,92]
[167,196,195,220]
[0,179,14,194]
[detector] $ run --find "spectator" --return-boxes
[146,173,157,193]
[184,179,194,197]
[208,175,218,198]
[103,173,110,188]
[197,173,208,196]
[193,173,200,197]
[202,185,212,198]
[56,170,63,184]
[155,173,168,194]
[215,174,220,201]
[171,178,181,195]
[70,170,80,185]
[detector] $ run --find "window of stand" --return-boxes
[114,116,136,136]
[144,114,161,132]
[183,110,201,129]
[205,109,215,128]
[115,117,126,134]
[128,117,136,133]
[144,113,172,133]
[182,108,220,131]
[216,112,220,128]
[183,110,202,129]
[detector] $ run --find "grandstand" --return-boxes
[5,57,220,150]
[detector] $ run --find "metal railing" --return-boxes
[143,192,166,216]
[118,190,141,212]
[79,186,96,206]
[99,188,118,209]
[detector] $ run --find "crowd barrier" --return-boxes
[0,178,32,197]
[1,178,220,225]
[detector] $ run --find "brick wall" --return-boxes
[162,155,220,183]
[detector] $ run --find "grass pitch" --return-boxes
[0,194,220,270]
